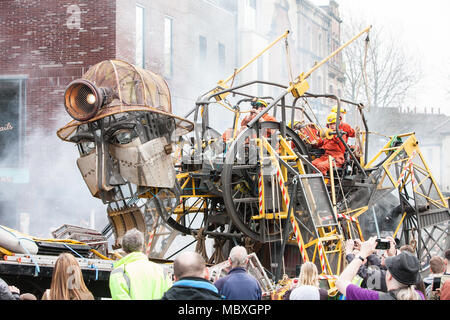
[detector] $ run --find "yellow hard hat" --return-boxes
[327,113,337,124]
[331,105,347,114]
[288,120,300,127]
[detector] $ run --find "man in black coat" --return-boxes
[161,251,222,300]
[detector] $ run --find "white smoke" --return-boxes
[0,125,108,239]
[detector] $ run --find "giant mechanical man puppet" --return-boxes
[57,60,193,254]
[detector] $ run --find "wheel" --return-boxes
[149,187,238,263]
[396,215,449,271]
[153,187,228,237]
[153,125,231,236]
[222,121,310,242]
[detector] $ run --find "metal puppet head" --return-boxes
[57,60,193,250]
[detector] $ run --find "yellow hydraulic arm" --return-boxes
[210,30,290,101]
[247,26,372,128]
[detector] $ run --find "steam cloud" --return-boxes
[0,125,108,239]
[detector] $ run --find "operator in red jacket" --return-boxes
[312,112,355,176]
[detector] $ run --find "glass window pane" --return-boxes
[0,80,23,167]
[218,42,225,67]
[199,36,207,60]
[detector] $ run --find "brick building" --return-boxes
[114,0,238,125]
[0,0,239,235]
[0,0,342,162]
[0,0,117,233]
[0,0,116,136]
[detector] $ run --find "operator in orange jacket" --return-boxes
[240,98,277,128]
[312,112,355,176]
[222,99,277,143]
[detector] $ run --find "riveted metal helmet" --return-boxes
[57,59,194,142]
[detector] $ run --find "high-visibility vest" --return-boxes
[109,252,172,300]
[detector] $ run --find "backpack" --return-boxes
[379,288,424,300]
[378,289,400,300]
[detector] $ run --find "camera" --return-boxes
[375,239,390,250]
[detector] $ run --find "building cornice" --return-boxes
[297,0,332,22]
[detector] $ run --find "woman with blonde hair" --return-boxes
[298,262,319,287]
[42,253,94,300]
[289,262,328,300]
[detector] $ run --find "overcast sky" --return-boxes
[311,0,450,114]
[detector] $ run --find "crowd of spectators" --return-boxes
[335,236,450,300]
[1,228,448,301]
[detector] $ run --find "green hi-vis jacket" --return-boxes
[109,252,172,300]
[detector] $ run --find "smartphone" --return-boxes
[432,277,441,291]
[375,239,390,250]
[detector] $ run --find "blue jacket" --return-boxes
[214,267,261,300]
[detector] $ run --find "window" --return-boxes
[0,77,26,168]
[256,53,269,97]
[135,5,145,68]
[318,34,322,57]
[258,56,264,96]
[218,42,226,71]
[306,26,311,51]
[199,35,207,61]
[164,16,173,77]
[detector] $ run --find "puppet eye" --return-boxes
[111,129,137,145]
[78,140,95,155]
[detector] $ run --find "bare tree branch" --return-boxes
[342,17,422,110]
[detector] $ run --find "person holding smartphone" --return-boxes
[424,256,445,299]
[428,249,450,300]
[336,237,425,300]
[344,237,399,292]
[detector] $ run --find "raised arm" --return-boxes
[336,237,377,296]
